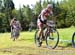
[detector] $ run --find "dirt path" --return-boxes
[0,45,75,55]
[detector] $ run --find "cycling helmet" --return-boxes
[47,4,53,9]
[13,17,17,21]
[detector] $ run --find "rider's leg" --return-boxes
[36,28,43,47]
[37,22,43,40]
[38,28,43,38]
[16,30,20,39]
[37,18,43,38]
[11,27,13,38]
[38,28,43,42]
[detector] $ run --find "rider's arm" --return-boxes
[49,11,54,20]
[40,9,47,21]
[50,11,53,16]
[10,20,13,26]
[50,11,56,23]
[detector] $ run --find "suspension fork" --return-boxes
[47,27,54,37]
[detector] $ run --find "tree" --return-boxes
[33,1,42,15]
[23,5,33,22]
[2,0,15,32]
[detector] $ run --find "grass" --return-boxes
[0,27,75,55]
[0,31,35,48]
[58,26,75,40]
[58,26,75,46]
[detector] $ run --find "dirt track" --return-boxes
[0,45,75,55]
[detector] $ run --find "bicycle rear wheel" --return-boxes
[46,29,59,49]
[12,29,19,41]
[34,29,42,47]
[72,32,75,47]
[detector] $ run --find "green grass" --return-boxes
[58,26,75,40]
[0,31,35,48]
[57,26,75,46]
[0,27,75,55]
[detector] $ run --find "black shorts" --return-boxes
[39,18,47,24]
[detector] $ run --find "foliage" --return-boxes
[0,0,75,32]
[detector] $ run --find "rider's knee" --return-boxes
[39,28,43,32]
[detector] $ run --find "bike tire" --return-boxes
[34,29,38,44]
[72,32,75,47]
[46,29,59,49]
[34,29,42,47]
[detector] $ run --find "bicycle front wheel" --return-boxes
[46,29,59,49]
[72,32,75,47]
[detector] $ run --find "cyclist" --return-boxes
[37,4,53,47]
[10,17,22,40]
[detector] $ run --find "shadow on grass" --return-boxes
[58,43,72,49]
[66,43,72,47]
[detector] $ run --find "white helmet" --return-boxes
[47,4,53,9]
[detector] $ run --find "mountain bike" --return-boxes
[34,20,59,49]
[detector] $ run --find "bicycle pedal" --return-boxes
[40,42,42,44]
